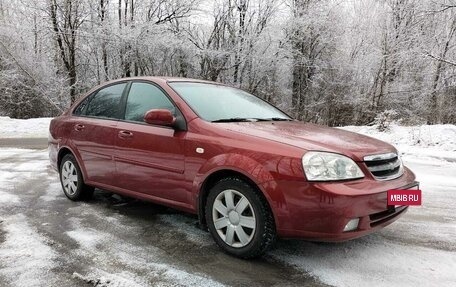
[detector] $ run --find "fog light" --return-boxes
[343,218,359,232]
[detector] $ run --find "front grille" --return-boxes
[364,152,403,180]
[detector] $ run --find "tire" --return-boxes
[205,177,276,259]
[59,154,94,201]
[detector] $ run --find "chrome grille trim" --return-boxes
[363,152,397,161]
[364,152,404,181]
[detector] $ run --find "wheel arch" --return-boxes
[197,168,277,229]
[57,146,88,181]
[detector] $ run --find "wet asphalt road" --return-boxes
[0,138,48,149]
[0,139,455,287]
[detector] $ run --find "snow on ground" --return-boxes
[0,148,50,190]
[0,214,58,287]
[65,216,224,287]
[272,236,455,287]
[0,117,52,138]
[340,124,456,161]
[0,190,20,204]
[73,270,152,287]
[73,270,148,287]
[0,148,59,287]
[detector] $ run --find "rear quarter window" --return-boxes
[84,83,127,119]
[73,96,90,116]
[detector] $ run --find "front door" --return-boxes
[114,82,187,203]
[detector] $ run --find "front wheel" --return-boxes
[205,177,276,258]
[59,154,94,201]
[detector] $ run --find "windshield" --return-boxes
[168,82,291,122]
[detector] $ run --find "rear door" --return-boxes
[114,81,187,203]
[70,82,127,186]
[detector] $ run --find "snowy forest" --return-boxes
[0,0,455,126]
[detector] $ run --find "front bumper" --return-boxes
[262,167,418,241]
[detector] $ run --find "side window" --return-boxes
[85,83,126,119]
[125,82,175,122]
[73,95,91,115]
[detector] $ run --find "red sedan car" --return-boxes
[49,77,418,258]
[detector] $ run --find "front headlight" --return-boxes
[302,151,364,181]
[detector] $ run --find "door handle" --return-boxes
[74,124,85,131]
[118,130,133,139]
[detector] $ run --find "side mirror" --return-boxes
[143,109,176,127]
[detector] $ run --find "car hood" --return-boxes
[216,121,396,161]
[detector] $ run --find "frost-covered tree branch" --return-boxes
[0,0,455,124]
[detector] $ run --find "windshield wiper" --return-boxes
[255,117,293,121]
[211,117,292,123]
[211,117,256,123]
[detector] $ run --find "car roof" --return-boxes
[103,76,226,86]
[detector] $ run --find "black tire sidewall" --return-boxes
[205,178,273,258]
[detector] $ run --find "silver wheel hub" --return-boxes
[61,161,78,196]
[228,210,240,225]
[212,189,256,248]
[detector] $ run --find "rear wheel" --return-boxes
[205,177,276,258]
[59,154,94,201]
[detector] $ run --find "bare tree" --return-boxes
[49,0,85,104]
[1,0,456,125]
[427,11,456,123]
[288,0,336,121]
